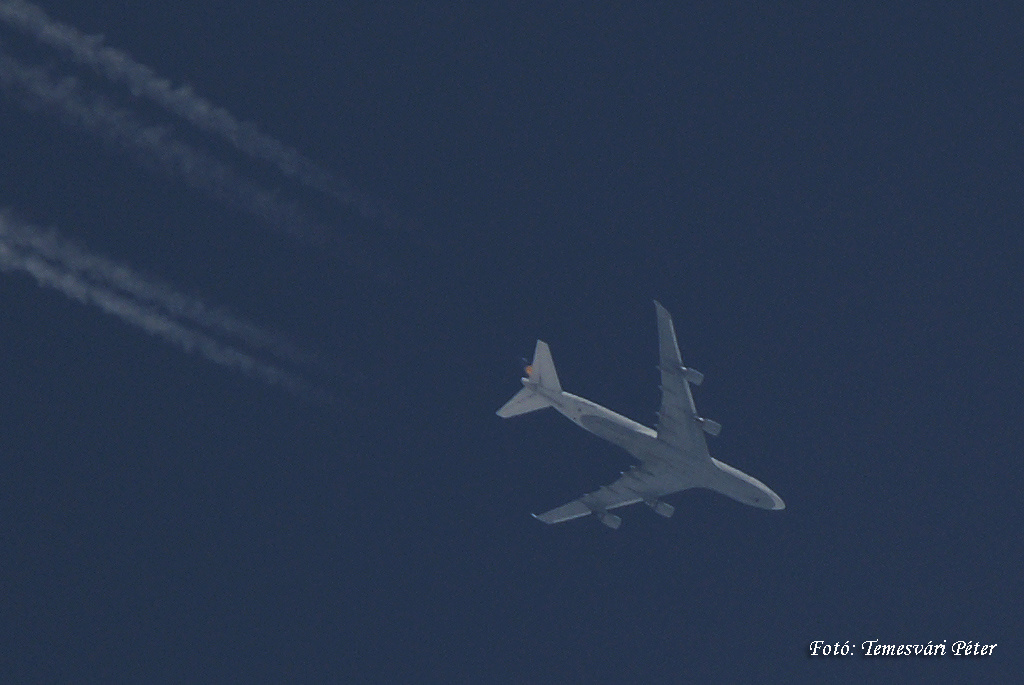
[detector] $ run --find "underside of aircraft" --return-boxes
[497,301,785,529]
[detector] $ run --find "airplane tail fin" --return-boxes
[496,340,561,417]
[526,340,561,393]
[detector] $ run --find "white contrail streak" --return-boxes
[0,215,331,402]
[0,0,379,221]
[0,51,337,245]
[0,212,327,370]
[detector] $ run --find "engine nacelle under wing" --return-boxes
[646,500,675,518]
[681,367,704,386]
[699,418,722,436]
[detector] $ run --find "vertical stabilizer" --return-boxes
[527,340,561,393]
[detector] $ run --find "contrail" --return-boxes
[0,0,381,221]
[0,50,338,246]
[0,215,332,403]
[0,212,329,371]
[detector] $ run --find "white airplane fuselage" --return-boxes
[526,378,785,510]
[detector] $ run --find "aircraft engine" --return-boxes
[699,418,722,436]
[681,367,704,385]
[647,500,675,518]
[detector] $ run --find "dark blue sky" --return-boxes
[2,2,1020,682]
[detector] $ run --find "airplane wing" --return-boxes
[654,301,712,458]
[533,463,690,527]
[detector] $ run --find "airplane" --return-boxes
[496,301,785,529]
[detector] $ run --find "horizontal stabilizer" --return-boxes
[496,387,551,418]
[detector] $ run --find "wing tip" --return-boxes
[654,300,672,320]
